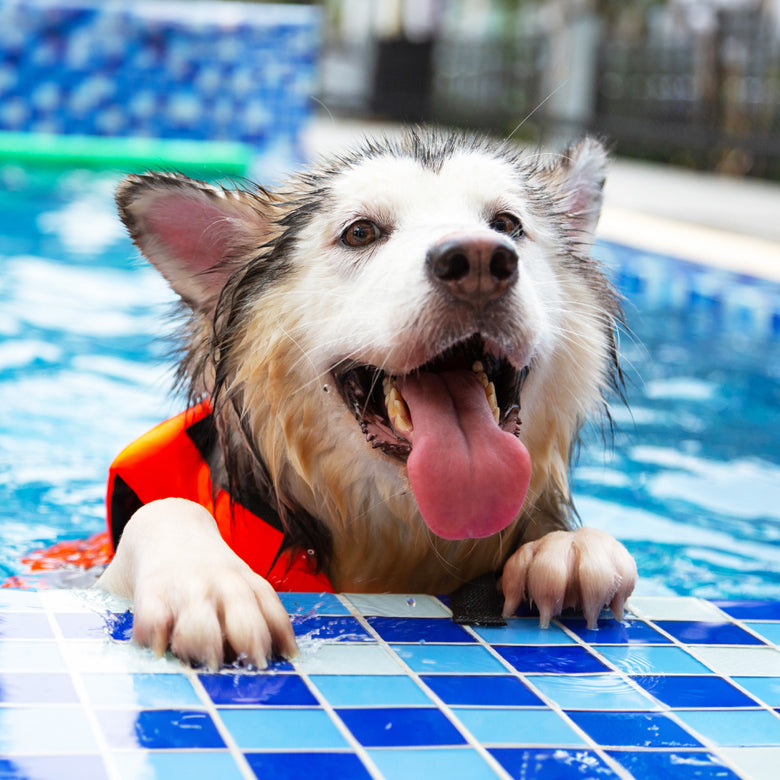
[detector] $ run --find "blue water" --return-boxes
[1,165,779,599]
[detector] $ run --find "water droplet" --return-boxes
[323,384,330,393]
[306,548,316,558]
[406,597,416,607]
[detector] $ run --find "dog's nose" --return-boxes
[427,235,518,306]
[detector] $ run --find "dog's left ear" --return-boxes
[116,172,269,313]
[543,137,609,243]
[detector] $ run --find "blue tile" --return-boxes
[391,643,507,674]
[655,621,765,645]
[496,645,610,674]
[367,616,474,643]
[199,672,318,706]
[278,592,350,616]
[631,675,760,708]
[608,750,739,779]
[471,618,576,645]
[732,676,780,706]
[367,747,497,780]
[594,645,711,675]
[744,621,780,644]
[336,707,467,747]
[676,709,780,746]
[245,752,372,780]
[82,673,201,709]
[531,674,657,710]
[711,601,780,620]
[291,615,372,642]
[310,675,432,707]
[0,755,108,780]
[490,748,620,778]
[103,611,134,641]
[115,751,245,780]
[219,708,349,750]
[420,674,544,707]
[0,612,53,639]
[559,617,669,644]
[454,708,586,746]
[0,672,78,704]
[100,709,225,749]
[566,711,702,748]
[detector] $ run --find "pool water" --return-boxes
[1,165,779,599]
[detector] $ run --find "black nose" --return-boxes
[427,235,518,306]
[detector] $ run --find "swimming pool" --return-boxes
[1,164,779,599]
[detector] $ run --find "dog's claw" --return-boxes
[501,527,637,628]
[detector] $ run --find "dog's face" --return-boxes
[117,131,618,570]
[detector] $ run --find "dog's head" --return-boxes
[116,129,619,554]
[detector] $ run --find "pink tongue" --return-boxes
[400,370,531,540]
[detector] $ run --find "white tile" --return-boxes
[627,596,725,622]
[719,748,780,780]
[61,640,185,673]
[693,646,780,677]
[343,593,450,618]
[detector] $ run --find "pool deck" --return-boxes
[1,588,779,780]
[302,116,780,282]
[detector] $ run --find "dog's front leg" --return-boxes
[500,527,637,628]
[96,497,297,669]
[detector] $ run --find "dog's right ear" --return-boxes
[116,172,268,312]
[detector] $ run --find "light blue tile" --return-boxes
[594,645,711,675]
[310,675,432,707]
[732,677,780,707]
[0,641,66,672]
[745,622,780,644]
[453,708,586,747]
[676,710,780,747]
[82,673,201,709]
[391,644,508,674]
[530,674,658,710]
[366,747,497,780]
[0,707,98,753]
[115,751,245,780]
[345,594,450,618]
[218,708,350,750]
[472,619,576,645]
[278,592,351,616]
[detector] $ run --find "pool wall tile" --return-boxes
[0,589,779,778]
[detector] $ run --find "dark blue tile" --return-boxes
[244,751,372,780]
[0,672,79,704]
[199,673,318,706]
[567,711,702,748]
[336,707,467,747]
[608,750,739,779]
[420,674,543,707]
[711,600,780,621]
[291,616,372,642]
[559,617,669,644]
[496,645,610,674]
[490,748,619,778]
[631,675,759,708]
[367,617,474,643]
[103,611,134,641]
[0,755,108,780]
[101,709,225,749]
[655,621,764,645]
[0,612,54,639]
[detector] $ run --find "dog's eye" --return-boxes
[342,220,381,248]
[489,212,523,238]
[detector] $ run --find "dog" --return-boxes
[97,128,637,669]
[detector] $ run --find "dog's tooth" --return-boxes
[389,398,413,434]
[472,360,484,373]
[486,381,500,423]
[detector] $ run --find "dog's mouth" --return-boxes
[333,334,533,540]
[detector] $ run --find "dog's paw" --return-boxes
[500,527,637,628]
[130,557,297,670]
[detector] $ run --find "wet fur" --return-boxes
[101,128,636,665]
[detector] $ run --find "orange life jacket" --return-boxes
[106,401,333,593]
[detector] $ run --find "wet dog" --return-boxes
[98,128,637,668]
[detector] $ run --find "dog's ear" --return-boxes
[542,137,609,242]
[116,172,268,312]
